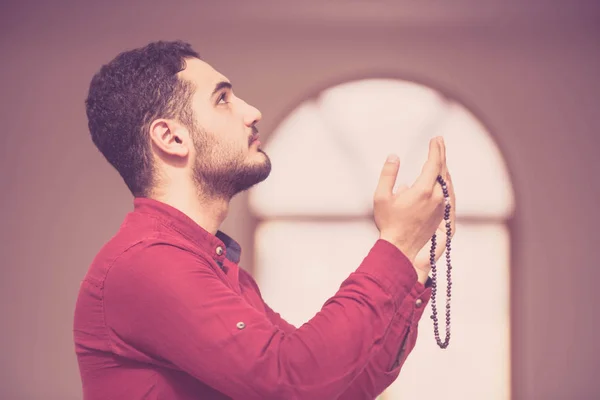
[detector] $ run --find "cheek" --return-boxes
[199,115,247,153]
[209,137,246,162]
[223,131,250,154]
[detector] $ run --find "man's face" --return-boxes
[178,58,271,199]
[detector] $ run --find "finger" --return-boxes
[374,154,400,201]
[447,172,456,209]
[413,137,443,192]
[394,184,409,195]
[443,170,455,212]
[447,171,457,235]
[439,136,448,179]
[439,139,454,225]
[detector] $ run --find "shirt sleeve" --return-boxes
[335,279,432,400]
[247,267,432,400]
[103,238,420,400]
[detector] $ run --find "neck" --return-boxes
[150,181,229,235]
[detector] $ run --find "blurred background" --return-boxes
[1,1,599,399]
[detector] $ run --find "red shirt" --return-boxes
[73,198,431,399]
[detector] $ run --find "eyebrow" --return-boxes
[211,81,232,97]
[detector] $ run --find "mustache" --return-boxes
[248,126,259,145]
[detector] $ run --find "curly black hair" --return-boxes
[85,40,200,197]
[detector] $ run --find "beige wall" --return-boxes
[1,1,599,399]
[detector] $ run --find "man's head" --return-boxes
[86,40,271,199]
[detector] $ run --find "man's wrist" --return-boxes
[414,266,430,285]
[378,235,430,284]
[378,234,419,264]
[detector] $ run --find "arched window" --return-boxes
[249,79,514,399]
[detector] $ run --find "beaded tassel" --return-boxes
[429,175,453,349]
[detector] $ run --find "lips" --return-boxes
[249,134,260,145]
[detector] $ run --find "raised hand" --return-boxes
[413,138,457,273]
[373,137,449,268]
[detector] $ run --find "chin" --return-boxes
[250,148,268,160]
[254,151,272,175]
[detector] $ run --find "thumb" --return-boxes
[374,154,400,201]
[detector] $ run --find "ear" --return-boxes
[148,119,190,158]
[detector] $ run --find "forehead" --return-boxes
[178,57,228,94]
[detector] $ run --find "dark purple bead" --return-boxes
[430,175,453,349]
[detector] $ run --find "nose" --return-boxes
[243,102,262,127]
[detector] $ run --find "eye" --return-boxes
[217,92,228,105]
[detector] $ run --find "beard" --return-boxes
[190,126,271,200]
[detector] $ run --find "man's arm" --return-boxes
[104,239,419,400]
[250,266,432,400]
[335,279,432,400]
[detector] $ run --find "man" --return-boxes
[74,40,456,400]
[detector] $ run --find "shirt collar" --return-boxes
[132,197,242,264]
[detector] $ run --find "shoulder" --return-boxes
[107,235,215,283]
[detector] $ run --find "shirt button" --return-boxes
[415,298,423,308]
[215,246,224,256]
[236,322,246,330]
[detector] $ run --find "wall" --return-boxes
[1,1,599,399]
